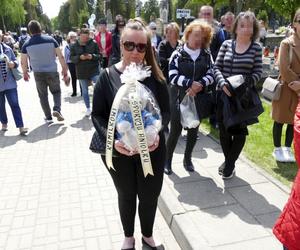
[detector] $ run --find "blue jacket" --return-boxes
[0,43,18,92]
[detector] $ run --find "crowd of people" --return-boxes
[1,5,300,250]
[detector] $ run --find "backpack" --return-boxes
[19,35,28,50]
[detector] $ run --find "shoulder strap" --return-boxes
[289,43,293,64]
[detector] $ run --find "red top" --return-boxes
[95,31,112,59]
[273,100,300,250]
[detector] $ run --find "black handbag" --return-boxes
[89,130,106,155]
[195,91,215,120]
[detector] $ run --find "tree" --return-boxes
[87,0,96,14]
[57,1,72,33]
[95,0,105,21]
[69,0,89,27]
[0,0,25,32]
[142,0,159,23]
[265,0,300,22]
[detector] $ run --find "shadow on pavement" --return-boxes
[168,171,281,229]
[64,96,82,104]
[70,116,93,131]
[0,123,67,147]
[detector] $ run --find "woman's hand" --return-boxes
[114,140,138,156]
[148,135,160,152]
[187,81,203,96]
[222,84,232,97]
[288,81,300,92]
[7,61,15,69]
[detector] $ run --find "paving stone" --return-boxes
[191,204,271,246]
[228,182,288,216]
[171,179,236,211]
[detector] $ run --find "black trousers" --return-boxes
[219,124,246,175]
[67,63,80,95]
[101,137,165,237]
[273,121,294,147]
[166,88,199,163]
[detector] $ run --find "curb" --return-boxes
[158,130,291,250]
[158,183,212,250]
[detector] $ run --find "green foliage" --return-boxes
[0,0,25,31]
[257,10,268,24]
[141,0,159,22]
[95,0,105,21]
[57,1,71,33]
[265,0,300,21]
[69,0,89,27]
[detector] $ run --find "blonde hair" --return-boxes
[121,18,165,82]
[165,22,180,40]
[182,20,213,48]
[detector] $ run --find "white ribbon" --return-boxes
[105,63,154,177]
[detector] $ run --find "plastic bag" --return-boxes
[180,94,200,129]
[114,65,162,153]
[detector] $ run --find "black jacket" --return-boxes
[92,66,170,155]
[158,40,179,82]
[70,39,100,79]
[219,87,264,131]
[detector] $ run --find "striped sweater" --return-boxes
[214,39,262,88]
[169,44,214,88]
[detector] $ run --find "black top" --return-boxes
[210,28,231,61]
[158,40,179,82]
[70,39,100,79]
[92,65,170,149]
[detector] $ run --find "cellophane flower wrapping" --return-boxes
[115,63,162,153]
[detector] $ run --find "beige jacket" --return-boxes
[272,33,300,124]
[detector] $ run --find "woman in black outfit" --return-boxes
[158,22,181,133]
[92,19,170,250]
[109,17,126,66]
[164,20,214,175]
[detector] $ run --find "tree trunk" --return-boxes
[1,15,6,33]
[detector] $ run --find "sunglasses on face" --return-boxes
[123,41,147,53]
[295,20,300,24]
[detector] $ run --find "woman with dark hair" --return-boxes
[214,11,263,179]
[271,9,300,163]
[109,16,126,66]
[92,19,170,249]
[164,20,214,175]
[273,8,300,250]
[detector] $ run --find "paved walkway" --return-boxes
[0,70,291,250]
[159,132,290,249]
[0,76,180,250]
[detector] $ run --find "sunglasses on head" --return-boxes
[123,41,147,53]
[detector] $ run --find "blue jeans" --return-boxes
[78,74,99,109]
[0,88,24,127]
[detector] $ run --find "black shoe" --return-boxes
[222,169,235,180]
[183,157,194,172]
[164,161,172,175]
[71,93,76,97]
[142,237,161,250]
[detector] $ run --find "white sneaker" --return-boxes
[282,147,296,163]
[272,147,286,162]
[85,108,92,117]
